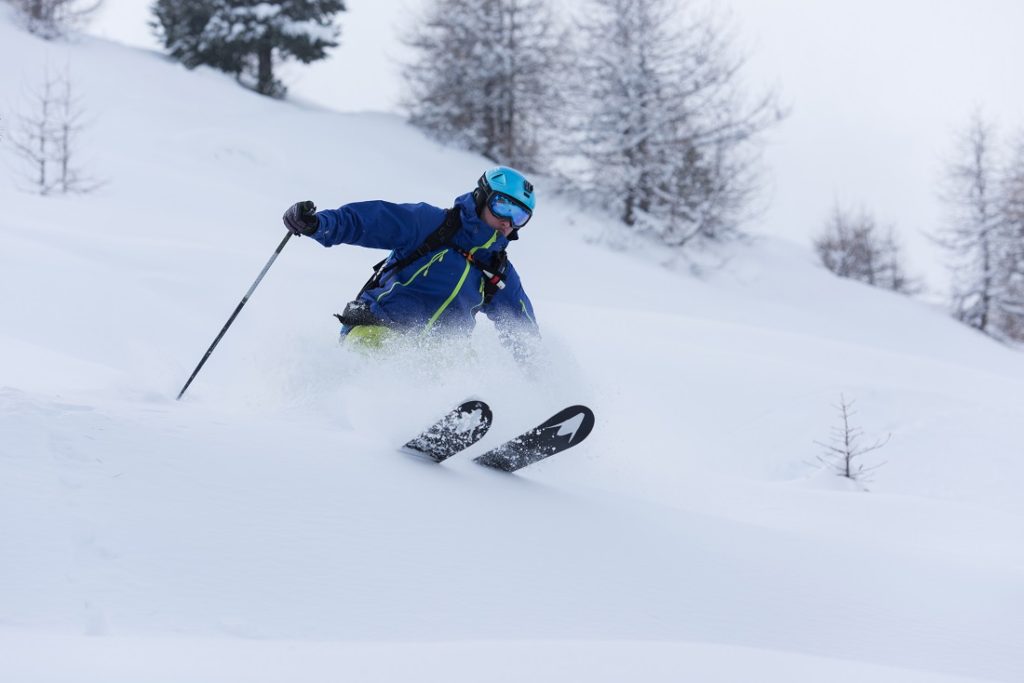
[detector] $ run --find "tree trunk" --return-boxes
[623,191,636,226]
[257,43,274,96]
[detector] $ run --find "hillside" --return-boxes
[1,13,1022,683]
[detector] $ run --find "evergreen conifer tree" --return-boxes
[152,0,345,98]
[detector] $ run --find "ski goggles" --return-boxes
[488,192,533,228]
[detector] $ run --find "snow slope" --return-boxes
[1,15,1022,683]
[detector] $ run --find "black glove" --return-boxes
[283,200,319,236]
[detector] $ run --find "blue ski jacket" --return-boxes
[311,192,539,341]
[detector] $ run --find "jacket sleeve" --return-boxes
[310,201,446,253]
[483,261,541,363]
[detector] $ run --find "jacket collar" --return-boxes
[454,192,508,252]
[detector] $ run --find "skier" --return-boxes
[282,166,539,361]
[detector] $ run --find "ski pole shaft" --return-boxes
[176,231,293,401]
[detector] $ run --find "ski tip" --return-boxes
[457,400,493,427]
[563,404,595,418]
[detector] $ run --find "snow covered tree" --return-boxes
[151,0,345,98]
[401,0,567,172]
[150,0,221,69]
[813,205,919,294]
[935,114,1024,340]
[7,0,102,39]
[567,0,780,249]
[995,133,1024,340]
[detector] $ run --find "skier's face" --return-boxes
[483,204,516,237]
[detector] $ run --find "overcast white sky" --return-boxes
[88,0,1024,290]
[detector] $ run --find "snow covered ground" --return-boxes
[1,13,1022,683]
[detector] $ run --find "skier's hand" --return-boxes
[283,200,319,236]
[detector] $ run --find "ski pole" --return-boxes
[176,231,293,400]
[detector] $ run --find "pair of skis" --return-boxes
[401,400,595,472]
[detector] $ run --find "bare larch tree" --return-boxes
[813,394,890,489]
[997,131,1024,340]
[813,204,920,294]
[8,66,102,195]
[568,0,782,249]
[8,0,103,39]
[935,114,1024,340]
[401,0,567,172]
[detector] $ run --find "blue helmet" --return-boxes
[474,167,536,235]
[478,166,536,211]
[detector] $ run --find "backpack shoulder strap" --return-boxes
[356,207,463,296]
[397,208,462,267]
